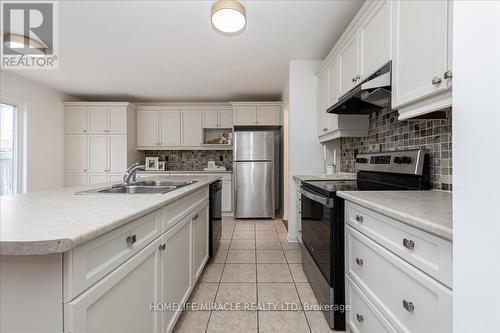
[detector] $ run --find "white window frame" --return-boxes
[1,97,27,194]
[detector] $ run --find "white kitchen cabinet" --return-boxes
[64,237,162,333]
[66,174,88,187]
[222,179,232,212]
[203,110,219,128]
[66,134,87,173]
[257,105,281,126]
[317,70,330,136]
[231,102,282,126]
[181,110,202,147]
[233,105,257,125]
[107,174,123,183]
[160,111,181,146]
[327,59,340,107]
[87,105,128,134]
[107,106,128,134]
[219,109,233,128]
[108,135,128,173]
[137,111,160,147]
[88,106,108,133]
[191,201,209,282]
[88,134,107,173]
[88,174,108,185]
[66,105,87,133]
[391,0,452,117]
[359,0,391,79]
[339,33,360,97]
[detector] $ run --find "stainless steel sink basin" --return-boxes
[135,180,197,187]
[75,180,197,195]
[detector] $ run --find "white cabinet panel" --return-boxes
[66,135,87,173]
[203,110,219,128]
[88,135,108,173]
[339,33,360,97]
[233,105,257,125]
[192,202,209,282]
[219,109,233,128]
[66,106,87,133]
[222,180,232,212]
[391,0,449,108]
[88,174,107,185]
[162,217,192,332]
[65,238,162,333]
[327,59,340,107]
[108,174,123,183]
[257,105,281,126]
[108,106,128,134]
[359,0,391,79]
[317,70,330,136]
[88,106,107,133]
[160,111,181,146]
[66,174,88,187]
[108,135,127,173]
[137,111,159,147]
[181,110,202,146]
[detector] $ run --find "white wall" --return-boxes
[282,81,290,220]
[453,2,500,332]
[285,60,324,241]
[0,71,77,192]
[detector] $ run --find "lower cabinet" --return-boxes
[222,179,232,212]
[191,201,209,282]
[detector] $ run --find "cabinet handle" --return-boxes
[355,215,363,223]
[83,130,87,133]
[444,70,453,79]
[355,74,361,81]
[352,77,356,83]
[126,234,137,247]
[83,169,87,172]
[431,77,442,85]
[322,128,328,132]
[193,213,199,221]
[159,243,166,251]
[403,300,414,313]
[355,258,364,266]
[356,314,364,322]
[403,238,415,250]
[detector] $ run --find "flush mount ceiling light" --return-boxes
[3,33,47,56]
[211,0,246,36]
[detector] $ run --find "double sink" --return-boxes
[76,180,197,195]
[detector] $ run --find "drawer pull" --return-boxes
[355,215,364,223]
[403,300,415,313]
[126,234,137,247]
[403,238,415,250]
[193,213,199,221]
[356,313,364,322]
[355,258,364,266]
[159,243,166,251]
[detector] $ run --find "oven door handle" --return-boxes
[300,187,334,208]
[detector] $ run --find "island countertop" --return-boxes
[337,190,453,241]
[0,175,221,256]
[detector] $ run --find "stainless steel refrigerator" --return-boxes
[234,130,275,218]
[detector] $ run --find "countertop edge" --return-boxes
[337,191,453,242]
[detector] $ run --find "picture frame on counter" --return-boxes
[158,161,165,171]
[145,157,159,170]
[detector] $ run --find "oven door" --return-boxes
[300,186,333,286]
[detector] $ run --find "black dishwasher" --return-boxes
[209,180,222,257]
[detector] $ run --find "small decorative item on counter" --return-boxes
[157,161,165,171]
[145,157,159,170]
[206,131,232,145]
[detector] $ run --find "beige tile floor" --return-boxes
[173,217,334,333]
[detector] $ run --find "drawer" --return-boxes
[64,209,161,301]
[346,276,396,333]
[162,187,208,231]
[346,202,452,288]
[346,226,452,333]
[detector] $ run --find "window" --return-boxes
[1,102,18,195]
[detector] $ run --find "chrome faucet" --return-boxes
[123,162,145,184]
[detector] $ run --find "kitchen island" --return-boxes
[0,175,221,333]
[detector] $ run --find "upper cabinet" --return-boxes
[203,108,233,128]
[67,104,129,135]
[231,102,282,126]
[339,33,361,97]
[392,0,452,119]
[181,110,202,146]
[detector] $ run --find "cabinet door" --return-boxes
[66,134,87,173]
[233,106,257,125]
[339,33,360,97]
[108,106,128,134]
[66,174,88,187]
[222,180,232,212]
[137,111,159,147]
[108,135,127,173]
[359,1,391,80]
[326,60,340,133]
[159,111,181,146]
[88,174,108,185]
[108,174,123,183]
[203,110,219,128]
[317,70,330,136]
[88,106,108,133]
[66,105,87,133]
[181,110,202,146]
[392,0,449,108]
[257,105,281,125]
[192,201,209,282]
[65,238,162,333]
[162,217,192,332]
[88,135,108,173]
[219,109,233,128]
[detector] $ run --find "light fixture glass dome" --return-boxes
[211,0,246,36]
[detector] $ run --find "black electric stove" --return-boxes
[300,149,431,331]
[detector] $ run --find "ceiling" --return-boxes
[9,0,363,102]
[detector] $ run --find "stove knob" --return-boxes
[403,156,412,164]
[393,156,403,164]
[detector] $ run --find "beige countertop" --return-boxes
[0,175,221,255]
[337,190,453,241]
[293,172,357,181]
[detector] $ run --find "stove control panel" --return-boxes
[355,149,429,175]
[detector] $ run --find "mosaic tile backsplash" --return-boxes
[144,150,233,171]
[340,108,452,190]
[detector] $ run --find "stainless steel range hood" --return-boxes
[327,61,391,115]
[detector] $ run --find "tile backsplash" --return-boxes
[339,107,452,190]
[144,150,233,171]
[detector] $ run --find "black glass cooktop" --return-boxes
[302,180,358,198]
